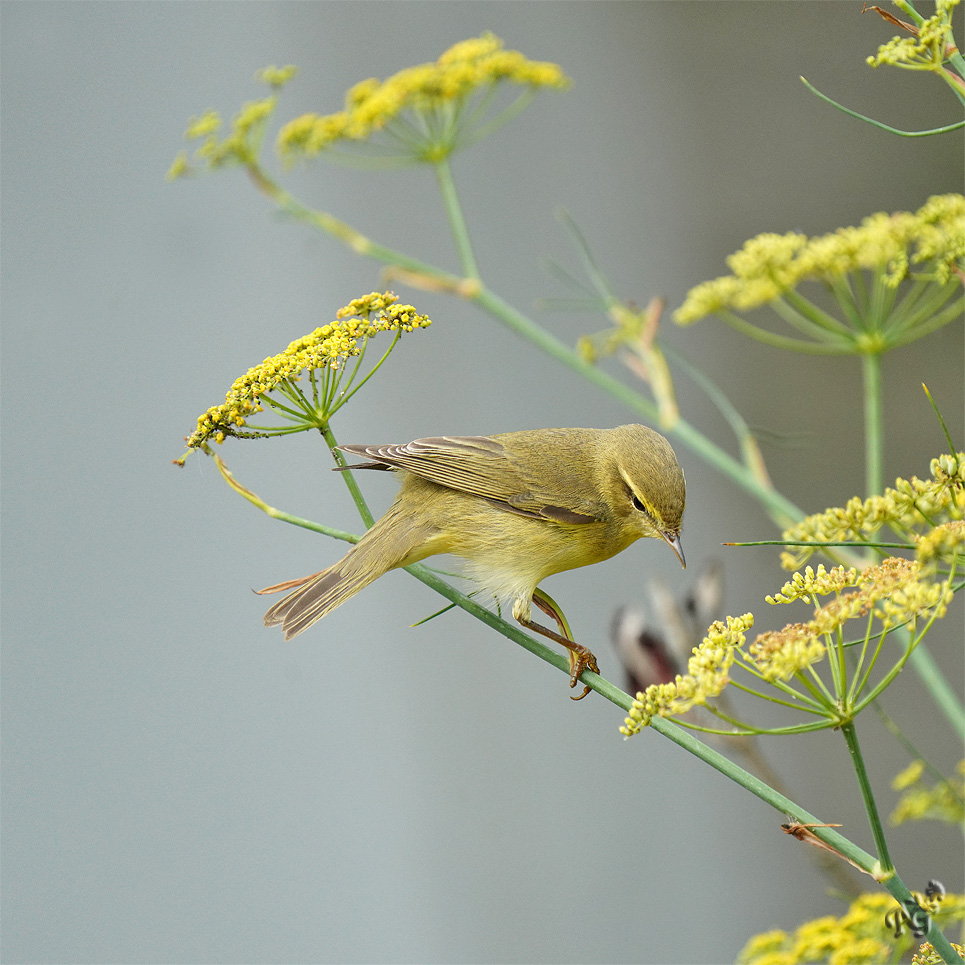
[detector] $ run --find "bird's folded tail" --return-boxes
[259,503,437,640]
[260,556,386,640]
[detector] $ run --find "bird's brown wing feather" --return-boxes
[337,436,605,524]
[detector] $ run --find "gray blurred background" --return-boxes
[3,3,963,963]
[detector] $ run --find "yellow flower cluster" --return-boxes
[276,32,568,161]
[256,65,298,89]
[576,303,650,364]
[891,759,965,827]
[748,622,826,682]
[870,562,954,628]
[918,520,965,571]
[739,892,965,965]
[724,553,953,687]
[620,614,753,735]
[182,292,430,451]
[867,0,959,71]
[780,453,965,569]
[674,194,965,323]
[749,557,953,682]
[167,66,299,179]
[169,98,275,174]
[623,534,958,732]
[767,565,861,605]
[738,893,895,964]
[913,941,965,964]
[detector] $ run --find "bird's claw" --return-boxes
[567,648,600,700]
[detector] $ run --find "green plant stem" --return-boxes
[246,163,465,287]
[800,76,965,137]
[717,309,853,355]
[434,158,479,279]
[320,425,375,528]
[862,352,884,497]
[841,720,894,874]
[336,557,963,960]
[382,554,887,883]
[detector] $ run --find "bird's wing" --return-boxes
[337,436,605,524]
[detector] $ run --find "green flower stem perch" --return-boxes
[405,553,962,958]
[862,351,883,498]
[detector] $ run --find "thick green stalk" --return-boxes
[247,165,807,526]
[862,351,884,497]
[406,563,938,888]
[412,558,965,958]
[411,567,960,960]
[245,168,805,527]
[389,554,917,877]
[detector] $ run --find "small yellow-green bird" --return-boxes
[261,425,686,694]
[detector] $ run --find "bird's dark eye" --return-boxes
[630,491,653,519]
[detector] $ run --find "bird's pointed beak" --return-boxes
[661,531,686,569]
